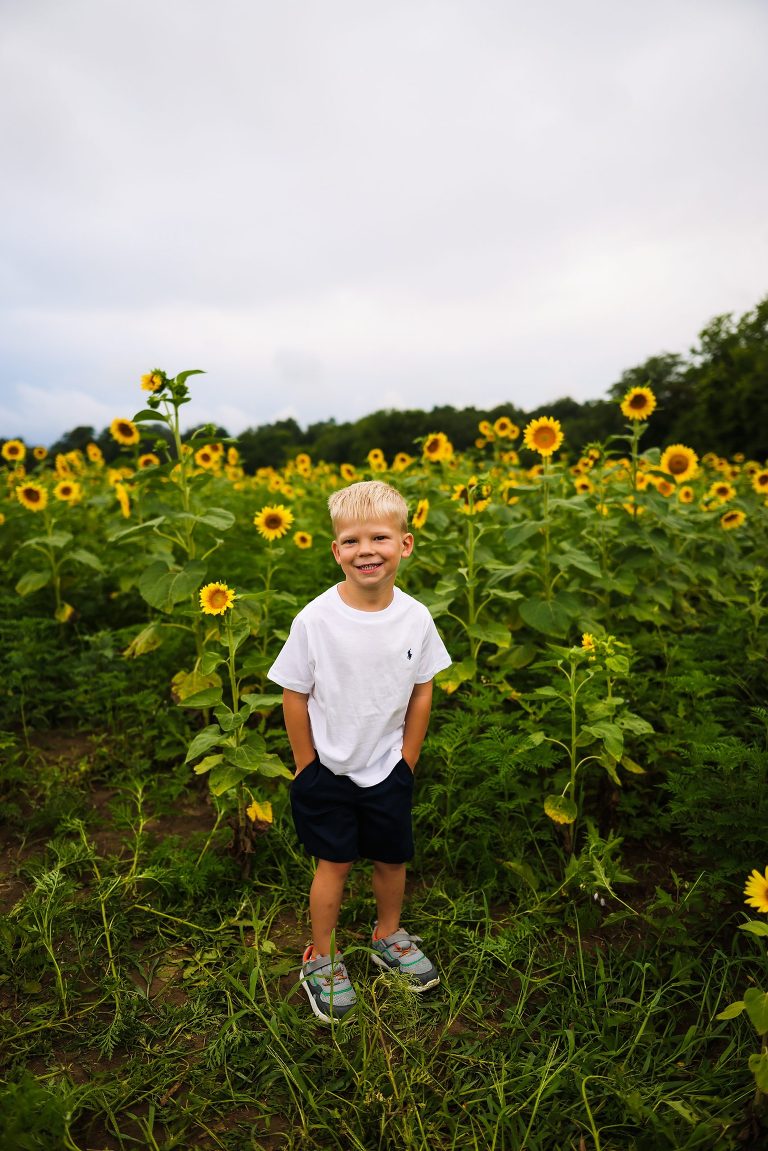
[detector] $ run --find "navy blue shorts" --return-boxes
[290,756,415,863]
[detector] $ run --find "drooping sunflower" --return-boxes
[32,446,48,461]
[141,370,166,393]
[138,453,160,469]
[720,509,746,531]
[54,480,82,502]
[493,416,519,439]
[677,485,695,504]
[2,438,26,462]
[412,498,429,530]
[110,418,140,446]
[200,582,236,615]
[744,867,768,914]
[16,481,48,512]
[86,443,104,465]
[452,477,491,515]
[422,432,454,463]
[751,468,768,495]
[254,504,294,541]
[523,417,564,457]
[340,463,357,481]
[659,444,698,484]
[620,386,657,421]
[293,531,313,549]
[115,482,131,518]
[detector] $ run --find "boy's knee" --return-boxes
[317,858,354,878]
[373,859,405,874]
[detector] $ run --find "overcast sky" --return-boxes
[2,0,767,446]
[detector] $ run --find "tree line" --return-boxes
[42,295,768,468]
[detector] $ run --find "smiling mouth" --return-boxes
[356,563,382,572]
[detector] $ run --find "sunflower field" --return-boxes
[2,369,768,1150]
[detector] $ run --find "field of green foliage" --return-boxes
[1,369,768,1150]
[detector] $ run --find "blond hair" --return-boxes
[328,480,408,533]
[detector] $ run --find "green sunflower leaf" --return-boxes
[16,570,51,596]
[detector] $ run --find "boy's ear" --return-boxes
[331,539,342,565]
[401,532,414,557]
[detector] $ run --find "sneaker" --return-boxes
[370,926,440,991]
[299,945,357,1023]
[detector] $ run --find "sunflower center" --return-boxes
[264,514,283,530]
[24,488,41,504]
[534,427,557,448]
[629,394,648,409]
[668,455,689,474]
[425,438,440,454]
[209,589,228,608]
[118,423,132,436]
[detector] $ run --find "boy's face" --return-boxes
[331,515,414,599]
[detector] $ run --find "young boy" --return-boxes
[268,480,451,1023]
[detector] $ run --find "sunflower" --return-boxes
[115,482,131,518]
[501,450,520,466]
[293,531,313,549]
[16,481,48,511]
[595,502,610,516]
[254,504,294,541]
[494,416,519,439]
[367,448,387,472]
[54,480,82,502]
[2,439,26,462]
[141,370,165,393]
[422,432,453,463]
[227,446,240,466]
[574,476,594,495]
[452,477,491,515]
[32,446,48,461]
[86,443,104,465]
[523,417,564,457]
[475,438,487,449]
[620,386,657,421]
[138,453,160,470]
[412,498,429,530]
[199,581,236,615]
[709,481,736,503]
[720,509,746,531]
[655,478,674,498]
[582,633,596,652]
[478,420,495,439]
[340,463,357,481]
[659,444,698,484]
[295,452,312,476]
[195,446,217,468]
[745,867,768,913]
[392,452,415,472]
[751,469,768,495]
[677,485,695,504]
[110,418,140,446]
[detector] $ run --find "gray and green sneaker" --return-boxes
[370,927,440,991]
[299,946,357,1023]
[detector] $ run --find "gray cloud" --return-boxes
[1,0,767,443]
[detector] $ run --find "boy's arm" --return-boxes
[401,679,434,771]
[282,688,315,772]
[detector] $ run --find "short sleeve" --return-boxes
[415,613,451,683]
[267,616,313,692]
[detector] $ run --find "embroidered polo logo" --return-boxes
[407,649,412,660]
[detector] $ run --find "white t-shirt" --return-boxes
[268,584,451,787]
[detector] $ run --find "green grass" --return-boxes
[1,746,764,1151]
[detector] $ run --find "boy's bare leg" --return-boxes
[309,859,354,956]
[372,860,407,938]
